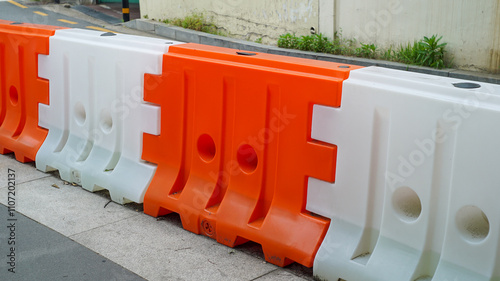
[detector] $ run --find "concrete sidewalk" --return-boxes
[0,153,314,280]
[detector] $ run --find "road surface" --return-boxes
[0,0,116,32]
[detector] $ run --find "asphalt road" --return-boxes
[0,0,116,32]
[0,203,146,281]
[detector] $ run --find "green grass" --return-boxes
[162,12,226,36]
[278,31,357,56]
[277,32,451,69]
[355,43,377,59]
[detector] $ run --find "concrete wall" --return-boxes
[139,0,500,73]
[139,0,319,44]
[333,0,500,73]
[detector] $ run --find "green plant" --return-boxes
[164,12,224,36]
[278,33,332,52]
[355,43,377,59]
[381,46,395,61]
[277,33,300,49]
[298,35,315,51]
[173,12,204,31]
[311,33,330,53]
[396,41,420,64]
[275,32,449,69]
[394,35,448,69]
[336,33,357,56]
[416,35,447,68]
[143,14,149,19]
[255,37,263,44]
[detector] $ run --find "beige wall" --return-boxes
[139,0,319,44]
[140,0,500,73]
[333,0,500,73]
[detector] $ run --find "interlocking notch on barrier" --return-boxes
[36,28,183,203]
[0,21,65,162]
[309,67,500,281]
[143,43,362,267]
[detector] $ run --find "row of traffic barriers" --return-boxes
[1,21,500,280]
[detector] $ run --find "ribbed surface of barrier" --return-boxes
[0,22,65,162]
[309,66,500,281]
[142,43,363,267]
[36,28,184,203]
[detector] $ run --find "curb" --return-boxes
[125,19,500,85]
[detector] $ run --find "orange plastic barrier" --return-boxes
[0,22,66,162]
[143,43,362,267]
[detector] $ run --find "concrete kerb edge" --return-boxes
[134,19,156,32]
[126,19,500,85]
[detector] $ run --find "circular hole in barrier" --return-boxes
[392,186,422,222]
[100,110,113,134]
[453,82,481,89]
[197,134,216,162]
[9,86,18,105]
[456,205,490,243]
[74,102,86,126]
[237,144,258,174]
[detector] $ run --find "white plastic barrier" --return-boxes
[36,29,184,204]
[308,67,500,281]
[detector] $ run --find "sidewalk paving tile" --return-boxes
[0,154,49,188]
[0,174,140,237]
[71,214,279,281]
[253,269,308,281]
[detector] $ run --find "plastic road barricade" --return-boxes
[309,66,500,281]
[36,28,184,204]
[0,22,65,162]
[142,43,363,267]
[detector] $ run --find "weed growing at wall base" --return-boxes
[417,35,448,68]
[162,12,226,36]
[355,43,377,59]
[277,33,451,69]
[277,33,300,49]
[278,31,357,56]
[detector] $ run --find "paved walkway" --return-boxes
[0,154,313,280]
